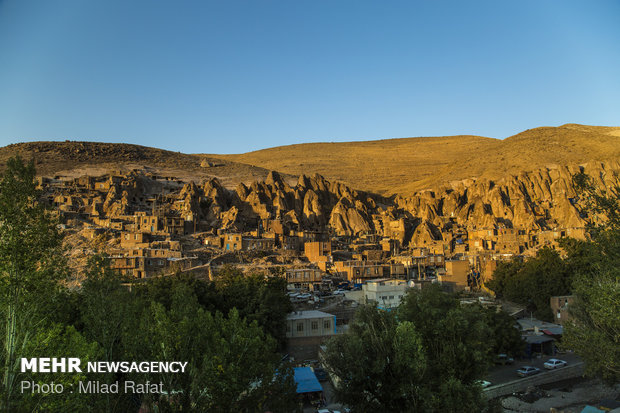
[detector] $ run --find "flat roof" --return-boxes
[287,310,335,320]
[294,367,323,394]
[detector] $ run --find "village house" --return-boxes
[362,279,409,309]
[285,268,323,290]
[439,259,470,291]
[286,310,337,360]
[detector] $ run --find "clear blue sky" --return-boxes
[1,1,619,154]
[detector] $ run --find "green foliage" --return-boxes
[398,285,492,386]
[324,306,428,412]
[139,266,293,348]
[483,309,525,357]
[562,172,620,384]
[0,156,66,410]
[16,324,102,413]
[136,284,296,412]
[325,286,501,412]
[487,248,572,320]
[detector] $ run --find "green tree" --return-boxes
[79,255,141,412]
[0,157,65,410]
[487,248,572,320]
[398,285,492,388]
[324,287,498,412]
[16,323,101,413]
[323,305,428,412]
[562,172,620,383]
[137,284,296,412]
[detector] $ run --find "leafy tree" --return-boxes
[0,157,65,410]
[137,283,296,412]
[487,248,572,320]
[483,308,525,357]
[211,266,293,349]
[16,323,101,413]
[562,172,620,383]
[325,287,499,412]
[323,305,428,412]
[398,285,492,387]
[80,255,142,412]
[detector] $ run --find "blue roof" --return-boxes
[294,367,323,394]
[581,406,605,413]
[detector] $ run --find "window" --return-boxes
[297,323,304,332]
[389,296,394,300]
[323,320,330,329]
[311,321,318,330]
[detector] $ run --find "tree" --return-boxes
[398,285,492,388]
[79,255,142,412]
[0,157,65,410]
[487,248,572,320]
[137,284,296,412]
[323,305,428,412]
[562,172,620,383]
[324,287,499,412]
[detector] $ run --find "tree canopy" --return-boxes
[323,285,507,412]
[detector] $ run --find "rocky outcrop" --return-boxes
[94,160,620,246]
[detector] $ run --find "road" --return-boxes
[486,352,581,386]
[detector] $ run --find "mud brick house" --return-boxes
[304,241,332,263]
[439,259,470,291]
[285,268,323,290]
[222,233,242,251]
[333,260,389,283]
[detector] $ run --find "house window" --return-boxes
[311,321,318,330]
[297,323,304,332]
[389,296,394,300]
[323,320,330,329]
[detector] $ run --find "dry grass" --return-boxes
[212,124,620,195]
[2,124,618,196]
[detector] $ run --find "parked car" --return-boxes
[493,353,515,365]
[516,366,541,377]
[475,380,492,388]
[544,359,567,369]
[332,289,346,295]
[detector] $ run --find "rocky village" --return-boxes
[41,160,619,292]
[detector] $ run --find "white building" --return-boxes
[286,310,337,338]
[362,279,409,309]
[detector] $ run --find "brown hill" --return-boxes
[0,141,294,188]
[2,124,619,196]
[214,124,620,195]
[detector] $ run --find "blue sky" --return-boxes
[0,1,619,154]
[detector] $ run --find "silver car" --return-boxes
[544,359,567,369]
[516,366,541,377]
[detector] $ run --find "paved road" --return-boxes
[486,352,581,386]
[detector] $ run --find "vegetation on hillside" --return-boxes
[322,285,518,412]
[0,156,296,412]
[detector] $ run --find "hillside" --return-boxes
[1,124,619,196]
[214,124,620,195]
[0,141,295,189]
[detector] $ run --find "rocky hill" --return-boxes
[0,141,295,188]
[214,124,620,195]
[96,161,618,248]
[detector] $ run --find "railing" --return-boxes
[484,363,584,399]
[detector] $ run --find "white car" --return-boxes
[476,380,492,388]
[544,358,567,369]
